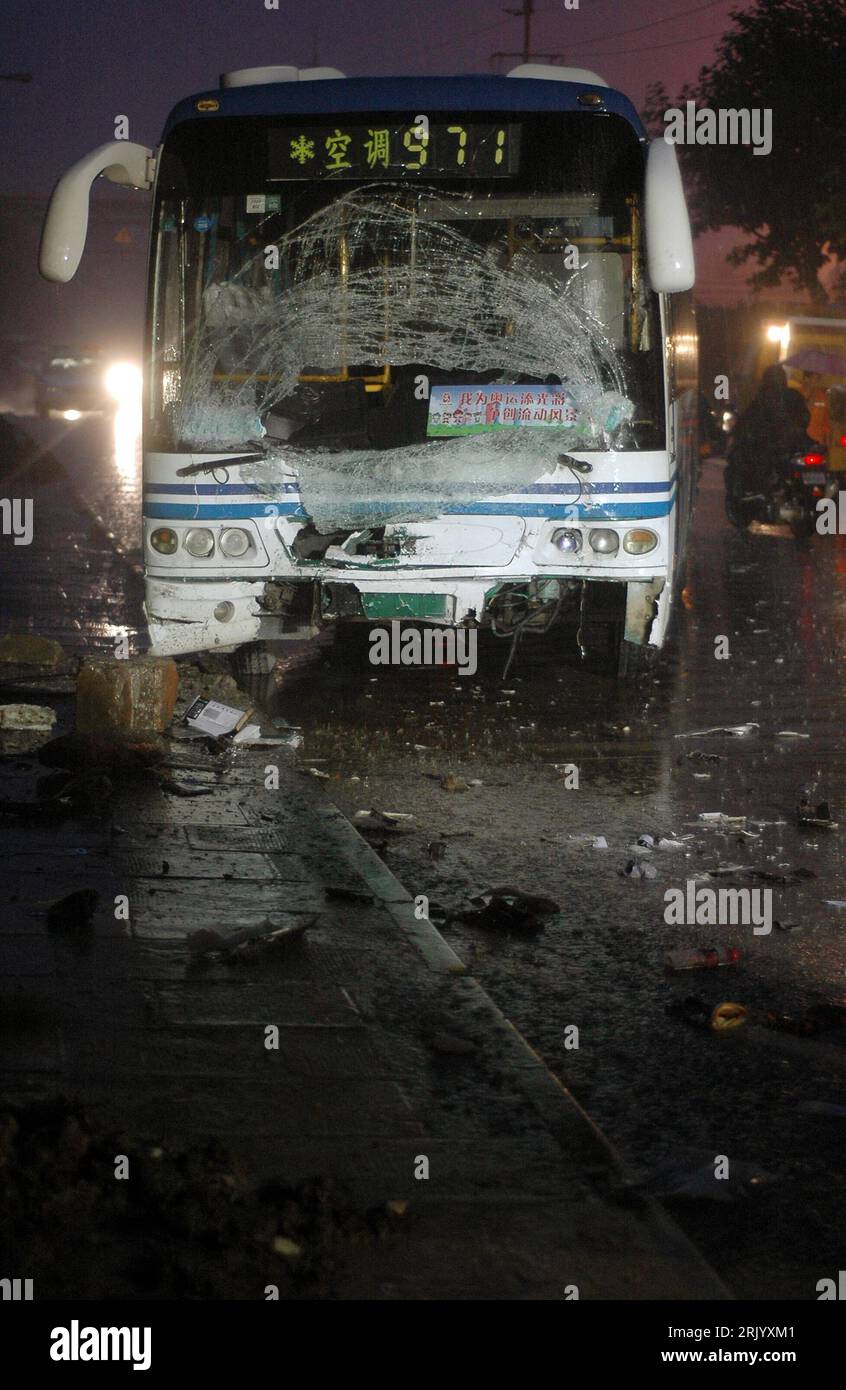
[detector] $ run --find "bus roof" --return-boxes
[161,73,646,141]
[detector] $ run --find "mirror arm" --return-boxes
[39,141,154,283]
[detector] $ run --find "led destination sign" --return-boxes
[268,121,521,180]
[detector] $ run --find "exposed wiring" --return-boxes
[559,451,592,508]
[490,585,564,680]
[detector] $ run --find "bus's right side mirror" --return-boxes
[39,141,154,283]
[643,138,695,294]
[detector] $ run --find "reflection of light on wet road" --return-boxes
[113,401,141,480]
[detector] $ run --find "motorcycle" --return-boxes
[725,443,836,539]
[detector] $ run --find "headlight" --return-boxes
[623,528,658,555]
[219,527,251,557]
[588,528,619,554]
[551,528,581,554]
[150,527,178,555]
[104,362,142,404]
[184,528,215,558]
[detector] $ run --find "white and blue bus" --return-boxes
[40,63,697,676]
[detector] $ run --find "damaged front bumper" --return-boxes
[145,571,667,657]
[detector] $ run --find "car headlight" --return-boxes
[184,528,215,558]
[623,528,658,555]
[104,362,142,404]
[588,528,619,554]
[150,527,178,555]
[219,527,252,557]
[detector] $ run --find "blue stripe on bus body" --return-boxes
[144,496,676,521]
[144,474,678,498]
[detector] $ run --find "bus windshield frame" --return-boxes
[148,110,666,455]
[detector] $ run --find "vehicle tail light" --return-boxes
[803,452,825,467]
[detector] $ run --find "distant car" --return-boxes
[34,347,113,418]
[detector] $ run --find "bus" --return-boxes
[39,63,697,677]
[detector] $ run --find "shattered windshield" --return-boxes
[149,113,665,475]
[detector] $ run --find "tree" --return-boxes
[643,0,846,302]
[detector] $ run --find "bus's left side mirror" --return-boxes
[643,138,695,294]
[39,141,154,283]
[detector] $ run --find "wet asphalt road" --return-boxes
[5,411,846,1298]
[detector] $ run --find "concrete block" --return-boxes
[77,656,179,734]
[0,634,65,668]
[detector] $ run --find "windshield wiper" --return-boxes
[175,451,265,478]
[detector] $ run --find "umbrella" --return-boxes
[782,348,846,376]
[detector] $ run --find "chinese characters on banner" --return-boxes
[427,385,580,437]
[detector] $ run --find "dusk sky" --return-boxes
[2,0,791,303]
[4,0,741,190]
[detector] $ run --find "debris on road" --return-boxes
[440,773,469,792]
[453,885,559,933]
[592,836,608,850]
[184,696,255,737]
[674,722,759,739]
[157,775,215,798]
[621,858,657,880]
[0,634,67,670]
[173,659,242,709]
[767,1003,846,1038]
[798,798,838,829]
[706,864,815,885]
[77,655,179,734]
[0,703,56,730]
[665,946,742,972]
[0,702,58,752]
[710,1001,748,1033]
[187,915,313,961]
[46,888,99,933]
[353,809,415,834]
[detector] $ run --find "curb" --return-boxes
[314,784,732,1300]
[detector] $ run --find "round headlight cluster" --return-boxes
[588,528,619,555]
[150,527,178,555]
[623,529,658,555]
[551,528,582,554]
[219,527,251,557]
[149,526,254,559]
[184,527,215,558]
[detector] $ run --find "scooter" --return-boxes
[725,444,836,539]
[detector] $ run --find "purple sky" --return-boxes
[2,0,742,191]
[3,0,795,303]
